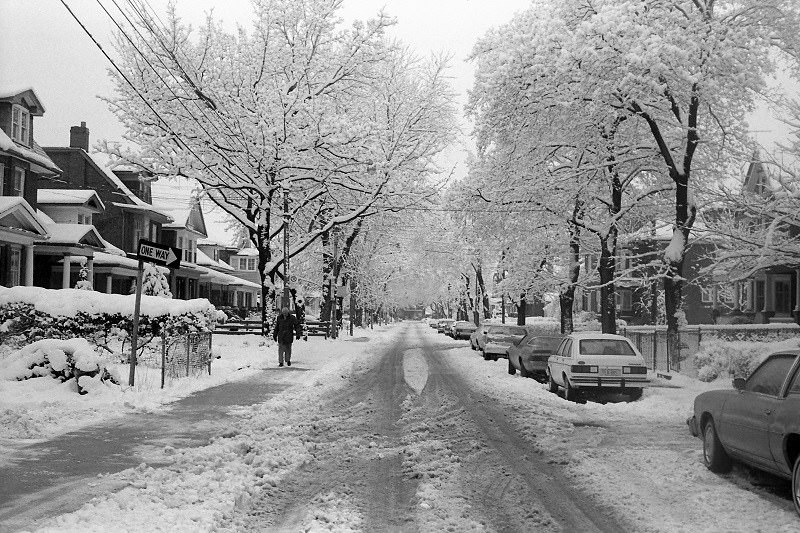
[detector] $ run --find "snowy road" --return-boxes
[225,325,623,532]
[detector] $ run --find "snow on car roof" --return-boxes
[568,331,629,340]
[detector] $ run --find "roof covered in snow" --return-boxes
[37,189,106,211]
[0,87,45,115]
[196,249,236,272]
[0,129,61,175]
[35,220,105,248]
[0,197,49,237]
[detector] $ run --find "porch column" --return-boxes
[87,258,94,290]
[733,282,741,312]
[62,255,72,289]
[24,245,34,286]
[795,269,800,315]
[711,286,719,310]
[105,274,113,294]
[764,273,774,313]
[747,279,754,311]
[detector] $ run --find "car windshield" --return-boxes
[527,336,563,352]
[579,339,636,356]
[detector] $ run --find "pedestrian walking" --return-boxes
[273,306,302,367]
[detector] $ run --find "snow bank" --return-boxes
[0,285,212,318]
[693,337,800,381]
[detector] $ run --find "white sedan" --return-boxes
[546,332,649,402]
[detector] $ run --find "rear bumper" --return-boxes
[484,343,511,357]
[521,358,548,374]
[569,376,649,389]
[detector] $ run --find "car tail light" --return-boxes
[623,366,647,374]
[571,365,598,373]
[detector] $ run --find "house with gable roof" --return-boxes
[155,199,208,299]
[42,123,174,294]
[0,87,59,287]
[704,158,800,324]
[34,189,106,289]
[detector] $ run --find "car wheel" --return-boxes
[564,378,583,403]
[702,418,731,473]
[482,349,490,361]
[793,455,800,516]
[519,364,530,378]
[628,388,643,401]
[508,358,516,375]
[547,371,558,393]
[492,355,499,362]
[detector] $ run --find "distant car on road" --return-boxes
[546,332,649,402]
[507,333,565,379]
[687,350,800,515]
[482,325,528,361]
[452,321,478,340]
[436,319,455,334]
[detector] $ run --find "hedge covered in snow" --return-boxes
[0,338,119,394]
[693,337,800,382]
[0,286,217,350]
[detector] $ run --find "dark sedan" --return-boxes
[452,321,478,340]
[507,334,565,379]
[688,350,800,515]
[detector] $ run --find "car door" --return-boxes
[770,357,800,475]
[719,354,796,469]
[550,339,572,386]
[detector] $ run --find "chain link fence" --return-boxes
[137,332,213,387]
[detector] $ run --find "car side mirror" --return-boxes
[732,377,746,391]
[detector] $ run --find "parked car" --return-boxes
[687,350,800,515]
[507,333,565,379]
[482,325,528,361]
[546,332,649,402]
[470,325,489,351]
[436,319,455,334]
[452,321,478,340]
[429,319,441,329]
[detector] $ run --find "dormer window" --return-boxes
[11,105,30,146]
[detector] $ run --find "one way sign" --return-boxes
[137,239,181,269]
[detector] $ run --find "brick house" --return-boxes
[0,88,59,287]
[42,123,173,294]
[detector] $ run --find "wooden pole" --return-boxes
[128,257,144,387]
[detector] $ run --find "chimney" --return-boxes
[69,121,89,151]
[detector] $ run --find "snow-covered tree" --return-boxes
[141,262,173,298]
[100,0,455,331]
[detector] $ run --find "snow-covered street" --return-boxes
[2,323,799,532]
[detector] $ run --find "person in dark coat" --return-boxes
[273,307,301,367]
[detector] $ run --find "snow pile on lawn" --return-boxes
[28,327,398,532]
[0,338,120,395]
[694,336,800,381]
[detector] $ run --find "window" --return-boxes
[11,106,30,145]
[700,286,713,304]
[133,217,145,246]
[9,248,21,286]
[579,339,636,356]
[12,168,25,196]
[746,354,796,396]
[786,363,800,396]
[755,280,766,312]
[562,339,573,357]
[615,289,632,312]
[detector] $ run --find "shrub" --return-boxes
[693,338,797,382]
[0,338,119,394]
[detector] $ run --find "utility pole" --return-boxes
[282,185,290,310]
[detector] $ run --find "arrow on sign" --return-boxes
[137,239,182,269]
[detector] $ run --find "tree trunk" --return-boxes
[474,264,491,321]
[517,294,526,326]
[560,200,583,334]
[560,288,575,334]
[598,237,617,334]
[320,229,333,323]
[255,221,275,336]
